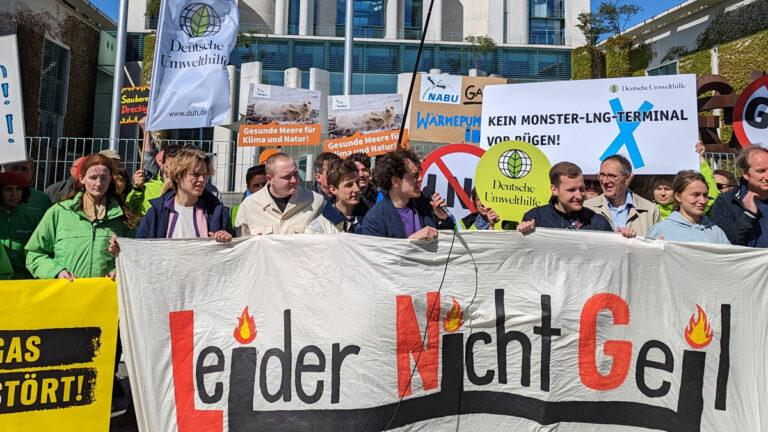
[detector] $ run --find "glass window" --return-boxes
[437,47,466,75]
[337,0,384,38]
[403,0,423,39]
[261,70,286,86]
[365,45,398,72]
[294,43,325,69]
[500,50,530,77]
[288,0,300,35]
[362,73,397,93]
[529,18,563,45]
[530,0,563,18]
[329,44,363,72]
[39,40,69,115]
[258,42,290,69]
[647,62,678,76]
[402,45,433,72]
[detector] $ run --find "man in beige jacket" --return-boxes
[584,154,660,237]
[235,153,324,235]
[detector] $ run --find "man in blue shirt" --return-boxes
[517,162,617,235]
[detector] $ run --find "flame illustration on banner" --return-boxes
[233,306,257,344]
[443,298,464,332]
[684,304,713,349]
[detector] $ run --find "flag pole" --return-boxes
[108,0,130,151]
[343,0,354,95]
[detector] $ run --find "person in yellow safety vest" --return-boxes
[460,189,500,230]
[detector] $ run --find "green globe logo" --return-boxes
[498,149,532,179]
[609,84,619,93]
[179,3,221,38]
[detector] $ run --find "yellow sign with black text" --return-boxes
[0,278,118,431]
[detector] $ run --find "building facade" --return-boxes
[128,0,589,93]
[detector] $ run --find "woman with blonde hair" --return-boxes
[135,147,233,241]
[25,153,137,280]
[647,170,730,244]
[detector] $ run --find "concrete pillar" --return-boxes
[488,0,504,44]
[418,0,443,40]
[309,68,330,135]
[397,72,413,132]
[235,61,263,192]
[299,0,314,35]
[386,0,399,39]
[429,68,442,74]
[275,0,288,35]
[212,65,237,193]
[506,0,528,44]
[468,69,487,77]
[284,67,302,88]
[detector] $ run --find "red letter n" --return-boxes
[396,293,440,398]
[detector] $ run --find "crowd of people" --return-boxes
[2,142,768,280]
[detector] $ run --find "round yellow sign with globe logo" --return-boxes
[474,140,552,226]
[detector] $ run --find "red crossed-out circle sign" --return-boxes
[733,76,768,148]
[420,144,485,221]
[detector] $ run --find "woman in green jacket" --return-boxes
[1,171,37,278]
[25,154,137,280]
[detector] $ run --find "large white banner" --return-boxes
[0,34,27,164]
[480,75,700,174]
[147,0,238,131]
[117,232,768,432]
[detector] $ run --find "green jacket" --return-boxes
[25,193,131,279]
[1,206,37,278]
[126,176,164,217]
[22,189,52,220]
[656,160,720,221]
[0,246,12,280]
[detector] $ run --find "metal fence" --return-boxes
[22,137,446,196]
[19,138,739,202]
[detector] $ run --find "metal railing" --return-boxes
[704,152,738,177]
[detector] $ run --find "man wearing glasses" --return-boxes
[584,154,659,237]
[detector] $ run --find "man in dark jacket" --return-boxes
[361,150,453,239]
[711,145,768,247]
[518,162,616,235]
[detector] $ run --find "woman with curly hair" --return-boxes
[25,153,137,280]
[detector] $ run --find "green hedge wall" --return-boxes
[143,33,155,85]
[629,44,654,76]
[605,36,632,78]
[678,49,711,75]
[718,29,768,93]
[571,46,605,80]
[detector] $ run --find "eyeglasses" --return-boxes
[716,183,730,190]
[598,173,626,182]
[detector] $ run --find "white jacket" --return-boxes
[235,185,324,235]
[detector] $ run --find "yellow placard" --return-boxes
[0,278,118,431]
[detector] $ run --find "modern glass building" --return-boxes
[128,0,589,94]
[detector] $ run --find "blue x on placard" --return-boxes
[599,98,654,169]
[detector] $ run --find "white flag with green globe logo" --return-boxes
[146,0,238,131]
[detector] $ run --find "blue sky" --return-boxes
[92,0,686,31]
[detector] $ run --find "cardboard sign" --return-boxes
[324,94,404,156]
[238,84,322,147]
[117,233,767,431]
[411,74,506,144]
[480,75,700,174]
[0,278,118,431]
[733,75,768,147]
[120,86,150,124]
[0,34,26,164]
[474,140,552,225]
[420,144,485,221]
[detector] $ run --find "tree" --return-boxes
[598,0,642,36]
[464,35,496,71]
[576,11,609,47]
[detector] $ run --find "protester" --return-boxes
[231,164,267,226]
[647,171,730,244]
[711,145,768,247]
[361,150,452,240]
[2,159,51,219]
[347,152,378,213]
[235,153,324,235]
[25,153,137,280]
[307,159,364,234]
[584,178,601,200]
[652,176,675,220]
[44,156,87,203]
[127,147,167,216]
[461,190,500,230]
[584,154,659,236]
[133,148,232,241]
[313,152,341,200]
[0,245,11,280]
[517,162,615,235]
[0,171,37,278]
[714,170,736,194]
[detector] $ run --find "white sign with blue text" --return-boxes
[0,34,27,164]
[419,74,463,105]
[480,75,700,174]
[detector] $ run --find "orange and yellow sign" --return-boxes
[323,129,409,158]
[238,123,322,147]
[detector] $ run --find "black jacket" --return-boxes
[710,184,764,246]
[522,202,613,232]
